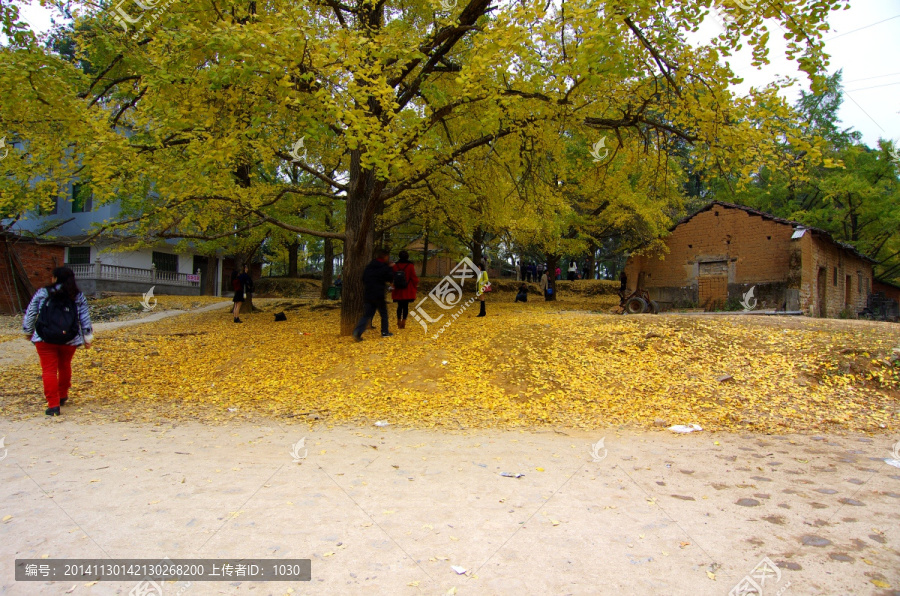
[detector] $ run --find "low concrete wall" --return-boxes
[647,282,797,311]
[79,279,201,297]
[647,286,695,309]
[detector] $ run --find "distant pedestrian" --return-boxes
[540,270,551,300]
[527,263,536,283]
[515,284,528,303]
[516,260,523,282]
[567,260,578,281]
[22,266,94,416]
[476,266,490,317]
[353,249,394,341]
[232,264,254,323]
[392,250,419,329]
[555,266,561,280]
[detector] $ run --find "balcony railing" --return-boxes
[66,263,201,288]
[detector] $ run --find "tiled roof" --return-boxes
[676,201,876,264]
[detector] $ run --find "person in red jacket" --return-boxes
[391,250,419,329]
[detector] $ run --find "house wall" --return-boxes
[624,206,798,309]
[418,256,458,278]
[11,181,121,238]
[873,280,900,303]
[0,240,65,314]
[799,234,873,317]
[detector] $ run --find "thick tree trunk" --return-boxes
[586,242,597,280]
[320,236,334,300]
[205,257,217,296]
[545,253,559,301]
[287,240,300,277]
[472,227,484,270]
[340,158,376,336]
[421,224,429,277]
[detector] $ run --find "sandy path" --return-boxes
[0,302,232,369]
[1,421,898,595]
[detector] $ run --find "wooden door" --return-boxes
[817,267,827,317]
[698,261,728,310]
[844,275,852,308]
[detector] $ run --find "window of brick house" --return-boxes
[72,183,93,213]
[858,272,862,294]
[152,252,178,273]
[833,267,837,286]
[38,195,58,216]
[67,247,91,265]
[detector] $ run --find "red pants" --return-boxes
[35,342,78,408]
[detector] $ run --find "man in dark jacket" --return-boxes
[352,248,395,341]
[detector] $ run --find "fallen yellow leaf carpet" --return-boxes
[0,295,897,433]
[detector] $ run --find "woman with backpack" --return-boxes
[391,250,418,329]
[22,266,94,416]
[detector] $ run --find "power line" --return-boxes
[846,81,900,93]
[825,13,900,42]
[845,71,900,84]
[843,92,886,133]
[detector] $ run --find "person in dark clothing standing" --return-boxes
[391,250,419,329]
[232,264,254,323]
[352,249,394,341]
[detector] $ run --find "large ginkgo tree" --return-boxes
[0,0,846,333]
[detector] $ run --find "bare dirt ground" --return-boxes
[1,421,899,595]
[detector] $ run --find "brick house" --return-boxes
[624,201,876,317]
[0,234,66,314]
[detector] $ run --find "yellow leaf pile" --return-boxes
[0,295,897,433]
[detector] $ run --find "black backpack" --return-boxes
[35,290,80,344]
[393,266,408,289]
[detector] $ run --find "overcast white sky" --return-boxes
[13,0,900,147]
